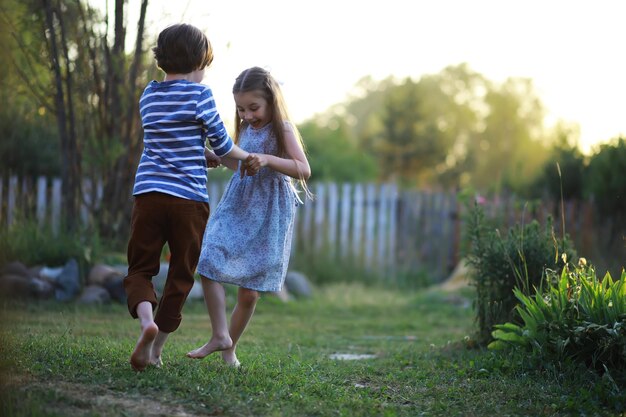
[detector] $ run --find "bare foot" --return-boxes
[149,356,163,368]
[186,336,232,359]
[130,322,158,371]
[221,350,241,368]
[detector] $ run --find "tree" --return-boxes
[529,123,586,200]
[3,0,150,238]
[0,0,60,177]
[585,137,626,223]
[298,119,378,182]
[470,77,550,193]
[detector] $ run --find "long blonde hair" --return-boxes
[233,67,312,200]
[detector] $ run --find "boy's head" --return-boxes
[153,24,213,74]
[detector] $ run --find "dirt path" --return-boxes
[2,374,221,417]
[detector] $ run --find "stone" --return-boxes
[78,285,111,304]
[284,271,313,298]
[88,264,124,286]
[1,261,30,277]
[0,273,54,299]
[103,276,127,303]
[53,258,81,302]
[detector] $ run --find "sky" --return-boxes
[99,0,625,153]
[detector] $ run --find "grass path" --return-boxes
[0,283,620,416]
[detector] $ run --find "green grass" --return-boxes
[0,283,622,416]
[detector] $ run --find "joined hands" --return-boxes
[239,153,267,178]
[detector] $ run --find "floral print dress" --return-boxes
[197,122,299,292]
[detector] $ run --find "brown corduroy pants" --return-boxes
[123,192,209,333]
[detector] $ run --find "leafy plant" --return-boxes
[490,260,626,372]
[463,200,575,344]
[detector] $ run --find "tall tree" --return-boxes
[321,65,552,192]
[473,77,549,192]
[0,0,60,177]
[4,0,150,238]
[42,0,81,227]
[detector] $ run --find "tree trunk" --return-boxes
[42,0,79,230]
[99,0,149,240]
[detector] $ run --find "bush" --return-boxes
[0,216,102,279]
[490,260,626,373]
[464,201,575,344]
[585,137,626,218]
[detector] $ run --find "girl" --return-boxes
[187,67,311,366]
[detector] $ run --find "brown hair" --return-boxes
[232,67,311,199]
[152,24,213,74]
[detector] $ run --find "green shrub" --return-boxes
[585,136,626,220]
[0,216,102,279]
[464,201,575,344]
[490,260,626,373]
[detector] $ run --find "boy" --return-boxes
[124,23,250,371]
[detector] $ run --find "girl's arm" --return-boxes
[244,124,311,180]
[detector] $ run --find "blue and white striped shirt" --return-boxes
[133,79,234,202]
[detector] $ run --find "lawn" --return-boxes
[0,283,621,416]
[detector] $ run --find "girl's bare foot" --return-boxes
[186,336,232,359]
[221,350,241,368]
[130,322,159,371]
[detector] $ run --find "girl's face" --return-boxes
[234,90,272,129]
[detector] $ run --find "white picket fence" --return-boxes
[0,176,103,234]
[2,175,602,282]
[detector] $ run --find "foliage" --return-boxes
[0,215,102,276]
[528,123,586,200]
[298,119,378,182]
[490,260,626,374]
[0,105,60,177]
[0,0,60,177]
[585,136,626,221]
[463,201,576,344]
[2,0,151,238]
[477,77,550,193]
[315,64,552,191]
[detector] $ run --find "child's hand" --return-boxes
[205,148,221,168]
[242,153,268,176]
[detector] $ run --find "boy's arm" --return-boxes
[217,155,240,170]
[222,144,250,161]
[205,148,221,168]
[197,88,250,161]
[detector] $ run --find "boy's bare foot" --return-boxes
[130,322,158,371]
[221,350,241,368]
[149,356,163,368]
[186,336,232,359]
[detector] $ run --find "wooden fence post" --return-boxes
[364,183,376,269]
[36,176,48,227]
[339,183,351,259]
[7,176,18,227]
[314,183,326,251]
[51,178,62,235]
[326,182,339,256]
[352,184,364,261]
